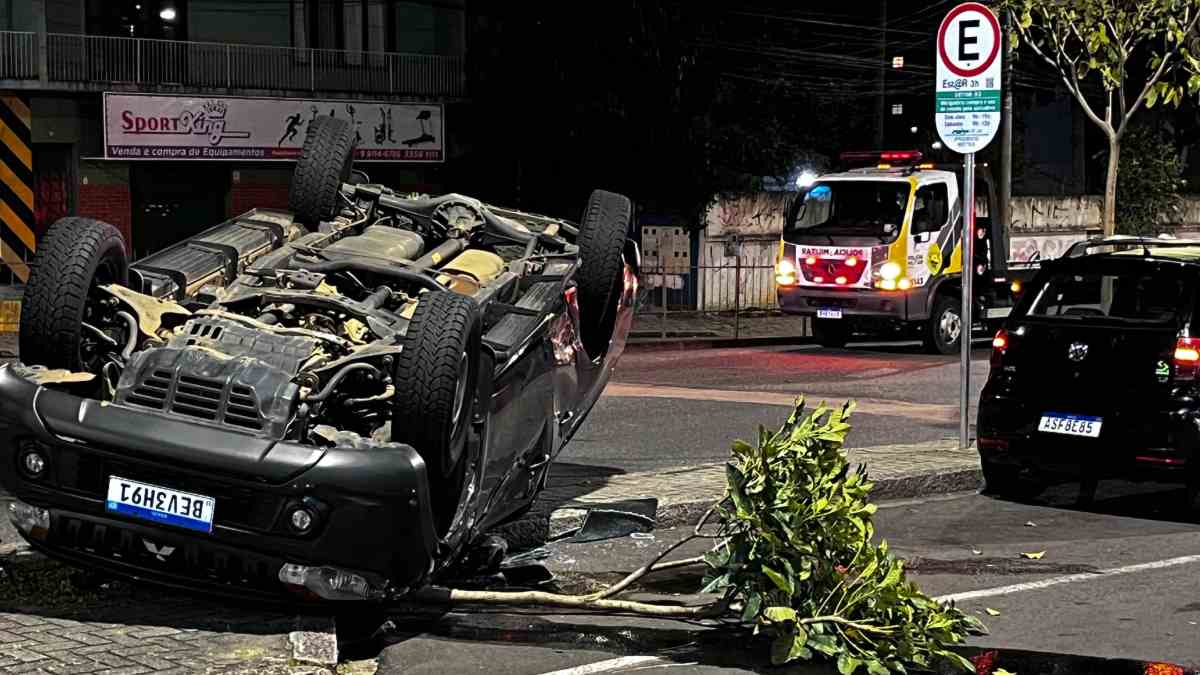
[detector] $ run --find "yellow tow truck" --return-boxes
[775,150,1033,353]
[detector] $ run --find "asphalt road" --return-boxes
[564,341,991,472]
[372,482,1200,673]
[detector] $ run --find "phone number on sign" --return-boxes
[355,149,443,161]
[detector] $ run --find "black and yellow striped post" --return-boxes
[0,93,34,285]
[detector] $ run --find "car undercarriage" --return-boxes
[1,116,639,602]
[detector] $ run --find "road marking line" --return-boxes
[935,553,1200,603]
[537,656,666,675]
[602,383,957,423]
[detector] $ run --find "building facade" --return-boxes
[0,0,466,283]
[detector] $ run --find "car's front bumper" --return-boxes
[977,384,1200,482]
[0,364,439,602]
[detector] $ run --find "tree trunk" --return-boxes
[1103,138,1120,237]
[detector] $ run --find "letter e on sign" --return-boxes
[934,2,1002,153]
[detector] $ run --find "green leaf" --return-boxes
[809,633,839,657]
[727,464,752,516]
[762,565,794,595]
[763,606,797,623]
[742,592,763,622]
[938,650,977,673]
[837,653,863,675]
[770,634,794,665]
[866,661,891,675]
[788,625,810,660]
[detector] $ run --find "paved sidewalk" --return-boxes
[542,439,981,533]
[0,551,349,675]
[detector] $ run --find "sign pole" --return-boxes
[960,152,975,450]
[934,2,1001,451]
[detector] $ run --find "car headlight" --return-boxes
[880,261,902,281]
[776,258,797,286]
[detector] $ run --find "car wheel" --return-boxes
[576,189,632,358]
[924,294,962,355]
[288,116,357,226]
[19,217,129,372]
[392,291,482,534]
[981,459,1044,501]
[812,317,849,348]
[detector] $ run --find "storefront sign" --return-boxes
[103,93,443,162]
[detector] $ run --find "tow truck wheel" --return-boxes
[812,317,849,349]
[923,295,962,355]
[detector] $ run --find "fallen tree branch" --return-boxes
[412,586,726,618]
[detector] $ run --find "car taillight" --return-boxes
[1175,337,1200,380]
[990,328,1008,368]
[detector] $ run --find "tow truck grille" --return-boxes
[127,369,264,432]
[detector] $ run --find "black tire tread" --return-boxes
[924,294,961,355]
[392,291,480,479]
[19,217,127,370]
[576,189,631,356]
[288,116,356,225]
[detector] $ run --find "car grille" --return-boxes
[48,514,283,593]
[127,369,263,432]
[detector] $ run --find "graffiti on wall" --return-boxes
[1008,234,1087,263]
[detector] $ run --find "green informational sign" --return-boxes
[934,3,1003,153]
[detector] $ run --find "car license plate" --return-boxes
[105,476,216,533]
[1037,413,1103,438]
[817,308,843,319]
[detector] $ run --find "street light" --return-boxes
[160,7,177,21]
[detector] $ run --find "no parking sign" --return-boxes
[935,2,1002,153]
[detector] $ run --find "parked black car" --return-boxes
[1,118,639,602]
[978,236,1200,504]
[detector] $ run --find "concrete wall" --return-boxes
[692,191,1200,311]
[395,0,465,55]
[189,0,291,46]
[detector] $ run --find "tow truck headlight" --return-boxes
[776,258,797,286]
[897,278,913,290]
[879,261,902,281]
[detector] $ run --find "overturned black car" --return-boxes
[0,117,638,602]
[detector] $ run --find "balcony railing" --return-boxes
[2,32,464,98]
[0,32,37,80]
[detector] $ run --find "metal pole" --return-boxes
[960,153,976,450]
[734,246,742,340]
[660,268,668,339]
[997,9,1014,274]
[876,0,887,148]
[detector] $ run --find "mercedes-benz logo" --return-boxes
[1067,342,1089,362]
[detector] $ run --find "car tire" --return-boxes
[924,294,962,355]
[392,291,482,531]
[981,459,1044,501]
[19,217,128,371]
[288,116,357,226]
[812,317,849,348]
[576,189,632,358]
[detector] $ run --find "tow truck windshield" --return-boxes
[786,181,910,243]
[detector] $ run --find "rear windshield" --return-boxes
[1026,268,1191,324]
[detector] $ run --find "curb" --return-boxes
[626,334,813,352]
[548,464,983,535]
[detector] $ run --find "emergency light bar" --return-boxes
[838,150,924,168]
